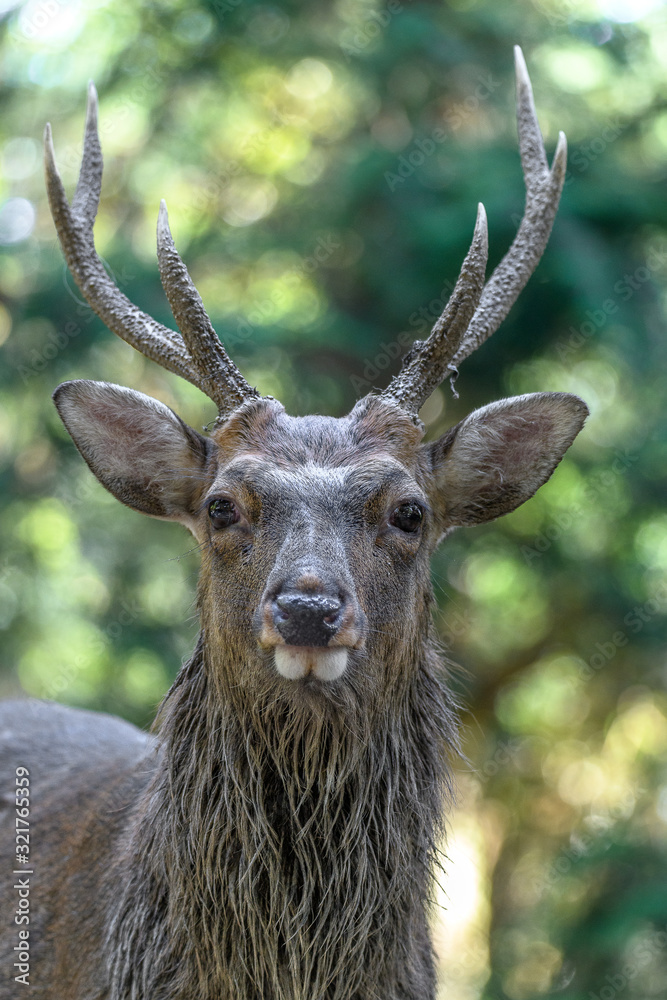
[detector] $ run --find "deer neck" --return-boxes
[106,634,457,1000]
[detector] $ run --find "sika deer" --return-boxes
[0,48,587,1000]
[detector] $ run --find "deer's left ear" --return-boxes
[427,392,588,527]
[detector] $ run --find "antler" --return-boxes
[380,46,568,416]
[44,81,259,418]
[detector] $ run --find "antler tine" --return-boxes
[70,81,103,230]
[45,84,258,416]
[379,203,488,415]
[156,202,259,416]
[449,45,567,369]
[44,85,195,384]
[380,47,566,416]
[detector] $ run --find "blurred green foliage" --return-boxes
[1,0,666,997]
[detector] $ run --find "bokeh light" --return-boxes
[1,2,666,997]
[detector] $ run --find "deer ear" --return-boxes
[53,380,209,521]
[428,392,588,527]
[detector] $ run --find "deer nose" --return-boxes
[272,591,343,647]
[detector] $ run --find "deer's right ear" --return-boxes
[53,380,210,522]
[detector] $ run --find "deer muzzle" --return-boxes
[270,590,351,681]
[257,558,365,682]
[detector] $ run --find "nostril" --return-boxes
[272,591,344,647]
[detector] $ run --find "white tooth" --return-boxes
[274,647,348,682]
[274,647,308,680]
[313,649,348,681]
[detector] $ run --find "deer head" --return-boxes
[46,48,587,708]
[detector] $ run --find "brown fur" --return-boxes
[0,389,587,999]
[21,55,587,997]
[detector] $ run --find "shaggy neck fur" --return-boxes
[105,631,457,1000]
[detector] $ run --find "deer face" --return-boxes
[47,50,587,705]
[201,396,429,689]
[54,382,587,699]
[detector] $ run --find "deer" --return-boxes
[0,47,587,1000]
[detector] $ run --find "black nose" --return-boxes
[273,592,342,647]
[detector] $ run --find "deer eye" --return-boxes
[389,502,423,533]
[208,498,239,529]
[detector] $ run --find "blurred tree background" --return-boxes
[1,0,667,996]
